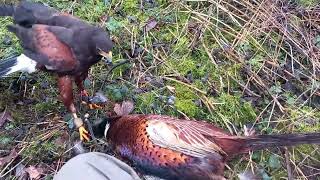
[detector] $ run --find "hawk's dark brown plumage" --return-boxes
[0,1,113,141]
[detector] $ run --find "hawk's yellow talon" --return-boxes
[79,126,90,141]
[91,103,103,109]
[81,100,103,110]
[86,103,103,110]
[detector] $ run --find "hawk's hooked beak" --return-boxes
[99,51,112,64]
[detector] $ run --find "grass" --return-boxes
[0,0,319,179]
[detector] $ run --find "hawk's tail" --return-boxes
[0,5,14,16]
[0,54,38,77]
[0,56,18,77]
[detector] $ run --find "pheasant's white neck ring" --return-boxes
[104,123,110,138]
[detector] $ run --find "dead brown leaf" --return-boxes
[25,166,44,180]
[0,149,18,167]
[114,101,134,116]
[0,108,13,128]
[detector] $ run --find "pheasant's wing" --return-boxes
[145,115,233,158]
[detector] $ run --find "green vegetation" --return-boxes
[0,0,319,179]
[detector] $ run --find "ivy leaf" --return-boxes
[0,136,12,145]
[113,90,123,101]
[63,114,74,129]
[83,79,91,89]
[287,96,295,105]
[106,17,123,33]
[252,151,261,160]
[262,172,271,180]
[104,0,111,6]
[268,154,281,169]
[314,35,320,48]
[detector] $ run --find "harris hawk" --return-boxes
[0,2,113,141]
[0,1,94,28]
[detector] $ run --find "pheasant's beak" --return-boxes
[99,51,112,64]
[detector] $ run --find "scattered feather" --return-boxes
[90,92,108,104]
[244,125,256,136]
[72,141,87,155]
[114,101,134,116]
[145,19,157,32]
[238,169,261,180]
[15,163,27,180]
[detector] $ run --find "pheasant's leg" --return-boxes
[75,72,103,109]
[58,75,90,141]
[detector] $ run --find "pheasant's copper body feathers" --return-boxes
[106,114,320,180]
[107,115,227,180]
[109,115,191,166]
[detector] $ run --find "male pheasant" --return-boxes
[104,110,320,180]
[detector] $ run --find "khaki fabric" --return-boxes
[54,152,141,180]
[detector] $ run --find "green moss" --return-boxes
[108,62,131,79]
[0,18,21,57]
[160,31,176,42]
[190,50,218,79]
[34,101,58,114]
[38,0,107,22]
[0,135,13,147]
[22,140,59,163]
[215,93,256,126]
[0,0,318,178]
[174,82,197,99]
[138,92,155,105]
[248,54,265,71]
[136,92,157,114]
[291,144,320,163]
[171,83,204,117]
[122,0,139,13]
[286,107,320,132]
[297,0,320,7]
[165,56,196,75]
[175,99,199,117]
[172,36,190,55]
[295,122,320,132]
[297,144,317,155]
